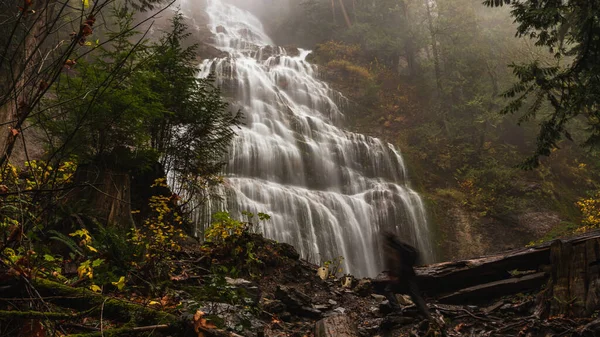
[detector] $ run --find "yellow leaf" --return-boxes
[83,0,89,8]
[90,284,101,293]
[111,276,126,291]
[87,245,98,253]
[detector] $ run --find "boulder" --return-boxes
[275,285,321,319]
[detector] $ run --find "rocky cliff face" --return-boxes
[430,195,561,261]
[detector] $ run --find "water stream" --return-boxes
[192,0,433,277]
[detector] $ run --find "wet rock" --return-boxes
[370,306,380,315]
[283,46,301,57]
[314,304,330,311]
[379,300,395,315]
[331,290,343,296]
[224,277,260,304]
[315,314,360,337]
[371,293,386,301]
[328,299,338,306]
[278,242,300,260]
[238,28,260,40]
[396,294,414,306]
[354,279,373,296]
[198,43,228,59]
[257,46,276,60]
[216,25,227,34]
[262,299,286,314]
[275,285,309,307]
[301,306,324,318]
[275,285,320,318]
[334,307,346,314]
[200,302,263,335]
[380,313,415,330]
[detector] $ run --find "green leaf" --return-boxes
[44,254,56,262]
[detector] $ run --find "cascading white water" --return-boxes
[193,0,433,277]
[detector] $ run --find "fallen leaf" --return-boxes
[454,322,466,332]
[193,311,217,337]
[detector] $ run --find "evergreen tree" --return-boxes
[486,0,600,167]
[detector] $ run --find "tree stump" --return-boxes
[70,163,134,229]
[314,314,359,337]
[536,239,600,317]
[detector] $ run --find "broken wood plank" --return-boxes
[438,272,547,304]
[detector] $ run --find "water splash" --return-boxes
[191,0,433,277]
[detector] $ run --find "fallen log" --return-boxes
[415,230,600,304]
[0,310,79,320]
[438,272,546,304]
[28,278,177,325]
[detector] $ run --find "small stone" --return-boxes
[225,277,252,286]
[314,304,329,311]
[371,294,386,301]
[263,299,286,314]
[396,294,414,306]
[328,299,338,305]
[334,307,346,314]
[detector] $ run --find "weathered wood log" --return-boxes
[314,314,359,337]
[535,238,600,317]
[415,230,600,300]
[438,272,547,304]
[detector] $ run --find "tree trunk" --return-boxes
[536,238,600,317]
[337,0,352,29]
[331,0,337,25]
[424,0,442,94]
[70,163,134,229]
[315,315,359,337]
[398,1,416,77]
[0,1,58,167]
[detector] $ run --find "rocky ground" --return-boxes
[1,232,599,337]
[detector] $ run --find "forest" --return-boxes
[0,0,600,336]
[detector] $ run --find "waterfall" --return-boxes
[192,0,433,277]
